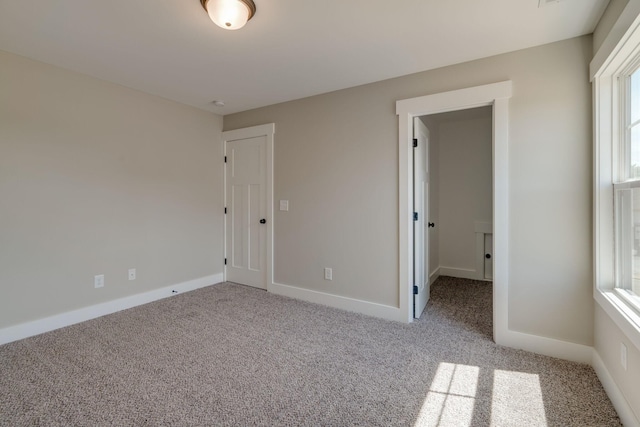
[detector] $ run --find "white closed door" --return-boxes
[225,135,267,289]
[413,117,430,318]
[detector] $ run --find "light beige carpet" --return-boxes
[0,277,621,426]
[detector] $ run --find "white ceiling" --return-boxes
[0,0,609,115]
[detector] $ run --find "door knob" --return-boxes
[428,222,435,228]
[260,219,266,224]
[485,253,491,259]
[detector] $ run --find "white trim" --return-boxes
[591,1,640,81]
[222,123,275,142]
[222,123,275,290]
[438,267,480,281]
[594,74,616,294]
[429,267,441,285]
[593,350,640,427]
[499,329,593,364]
[396,82,512,343]
[269,282,406,322]
[492,96,510,344]
[0,273,223,346]
[396,82,513,117]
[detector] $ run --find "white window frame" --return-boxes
[593,12,640,351]
[614,61,640,307]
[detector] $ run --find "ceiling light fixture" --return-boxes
[200,0,256,30]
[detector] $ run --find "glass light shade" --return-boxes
[205,0,251,30]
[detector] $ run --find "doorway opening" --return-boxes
[413,106,493,320]
[396,81,512,344]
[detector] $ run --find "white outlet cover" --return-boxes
[94,274,104,288]
[280,200,289,211]
[128,268,136,280]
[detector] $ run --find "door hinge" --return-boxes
[413,212,418,221]
[224,207,227,214]
[413,138,418,148]
[224,258,227,265]
[224,156,227,163]
[413,285,418,295]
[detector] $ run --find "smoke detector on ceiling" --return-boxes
[538,0,565,7]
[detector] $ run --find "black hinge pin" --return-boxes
[413,212,418,221]
[413,138,418,148]
[413,285,418,295]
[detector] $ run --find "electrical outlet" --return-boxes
[94,274,104,289]
[324,267,333,281]
[128,268,136,281]
[621,342,628,371]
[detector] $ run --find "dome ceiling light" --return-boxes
[200,0,256,30]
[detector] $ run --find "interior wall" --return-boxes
[0,50,224,329]
[224,36,594,345]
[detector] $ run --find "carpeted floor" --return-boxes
[0,277,621,426]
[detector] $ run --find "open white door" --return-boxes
[223,124,274,290]
[413,117,430,318]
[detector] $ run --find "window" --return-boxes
[593,13,640,346]
[614,65,640,313]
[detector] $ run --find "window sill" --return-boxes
[596,289,640,352]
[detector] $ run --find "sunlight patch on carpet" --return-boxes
[414,362,479,426]
[491,369,547,426]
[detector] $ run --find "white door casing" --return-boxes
[396,81,511,344]
[223,124,274,290]
[413,117,430,318]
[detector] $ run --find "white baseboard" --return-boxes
[593,351,640,427]
[269,282,406,322]
[439,266,481,280]
[0,273,223,346]
[429,267,440,285]
[495,327,594,364]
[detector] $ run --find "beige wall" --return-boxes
[0,50,224,329]
[225,36,594,345]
